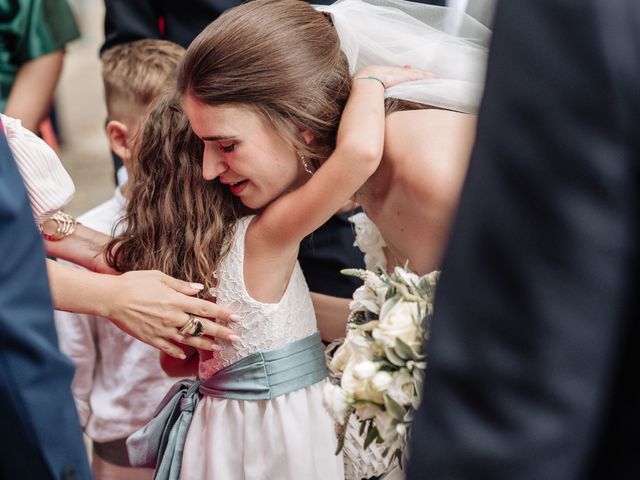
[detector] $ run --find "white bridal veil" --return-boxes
[317,0,491,114]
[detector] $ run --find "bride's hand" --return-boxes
[98,270,239,358]
[354,65,435,89]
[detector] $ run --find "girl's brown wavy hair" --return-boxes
[105,93,247,290]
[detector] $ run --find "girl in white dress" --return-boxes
[109,55,430,480]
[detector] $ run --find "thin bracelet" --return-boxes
[353,75,386,89]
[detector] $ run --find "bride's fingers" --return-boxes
[170,314,240,351]
[156,337,188,359]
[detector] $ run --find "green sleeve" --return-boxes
[0,0,80,109]
[1,0,81,64]
[23,0,81,61]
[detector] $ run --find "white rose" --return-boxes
[342,362,384,403]
[386,371,415,406]
[353,360,378,380]
[347,330,375,358]
[373,301,421,347]
[371,371,393,392]
[329,331,376,376]
[340,362,369,398]
[323,382,349,424]
[349,284,380,314]
[328,342,350,375]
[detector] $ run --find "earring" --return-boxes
[299,152,314,175]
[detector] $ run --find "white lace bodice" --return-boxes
[198,215,318,380]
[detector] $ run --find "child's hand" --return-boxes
[353,65,435,90]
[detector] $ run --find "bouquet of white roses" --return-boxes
[324,265,438,474]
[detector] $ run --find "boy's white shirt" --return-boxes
[54,187,179,442]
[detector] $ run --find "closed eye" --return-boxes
[219,143,236,153]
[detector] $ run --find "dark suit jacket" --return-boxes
[408,0,639,478]
[0,127,91,479]
[102,0,336,52]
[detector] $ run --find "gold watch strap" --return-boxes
[38,211,80,241]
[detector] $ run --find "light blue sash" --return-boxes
[127,332,328,480]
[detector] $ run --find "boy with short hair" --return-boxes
[55,39,186,480]
[102,38,186,186]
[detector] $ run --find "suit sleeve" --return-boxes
[408,0,640,478]
[0,118,91,479]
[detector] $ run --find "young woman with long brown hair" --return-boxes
[111,0,488,477]
[174,0,489,336]
[109,67,430,479]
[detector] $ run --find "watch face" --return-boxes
[41,218,60,237]
[39,212,77,241]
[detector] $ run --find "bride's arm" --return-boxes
[311,292,350,341]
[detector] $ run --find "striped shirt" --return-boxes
[1,113,75,223]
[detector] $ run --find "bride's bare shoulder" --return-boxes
[383,109,477,199]
[384,108,477,154]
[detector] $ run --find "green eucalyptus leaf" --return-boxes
[335,432,345,455]
[379,295,400,320]
[384,394,406,421]
[363,425,380,449]
[341,268,369,280]
[384,346,406,367]
[395,338,418,360]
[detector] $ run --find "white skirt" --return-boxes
[180,380,344,479]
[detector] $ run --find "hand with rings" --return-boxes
[178,314,206,338]
[96,270,241,359]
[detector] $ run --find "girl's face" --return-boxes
[184,95,307,210]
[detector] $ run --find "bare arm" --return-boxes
[47,260,238,358]
[4,49,64,133]
[254,66,435,251]
[44,224,115,273]
[311,292,351,341]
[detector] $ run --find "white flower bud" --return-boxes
[371,371,393,391]
[353,360,378,380]
[322,383,349,424]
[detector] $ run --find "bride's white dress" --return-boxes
[179,216,343,479]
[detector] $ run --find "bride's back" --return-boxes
[360,108,477,274]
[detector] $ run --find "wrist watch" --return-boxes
[38,210,79,241]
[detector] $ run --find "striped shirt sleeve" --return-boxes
[1,114,75,224]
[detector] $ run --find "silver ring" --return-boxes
[178,314,205,338]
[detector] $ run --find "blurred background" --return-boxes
[56,0,113,216]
